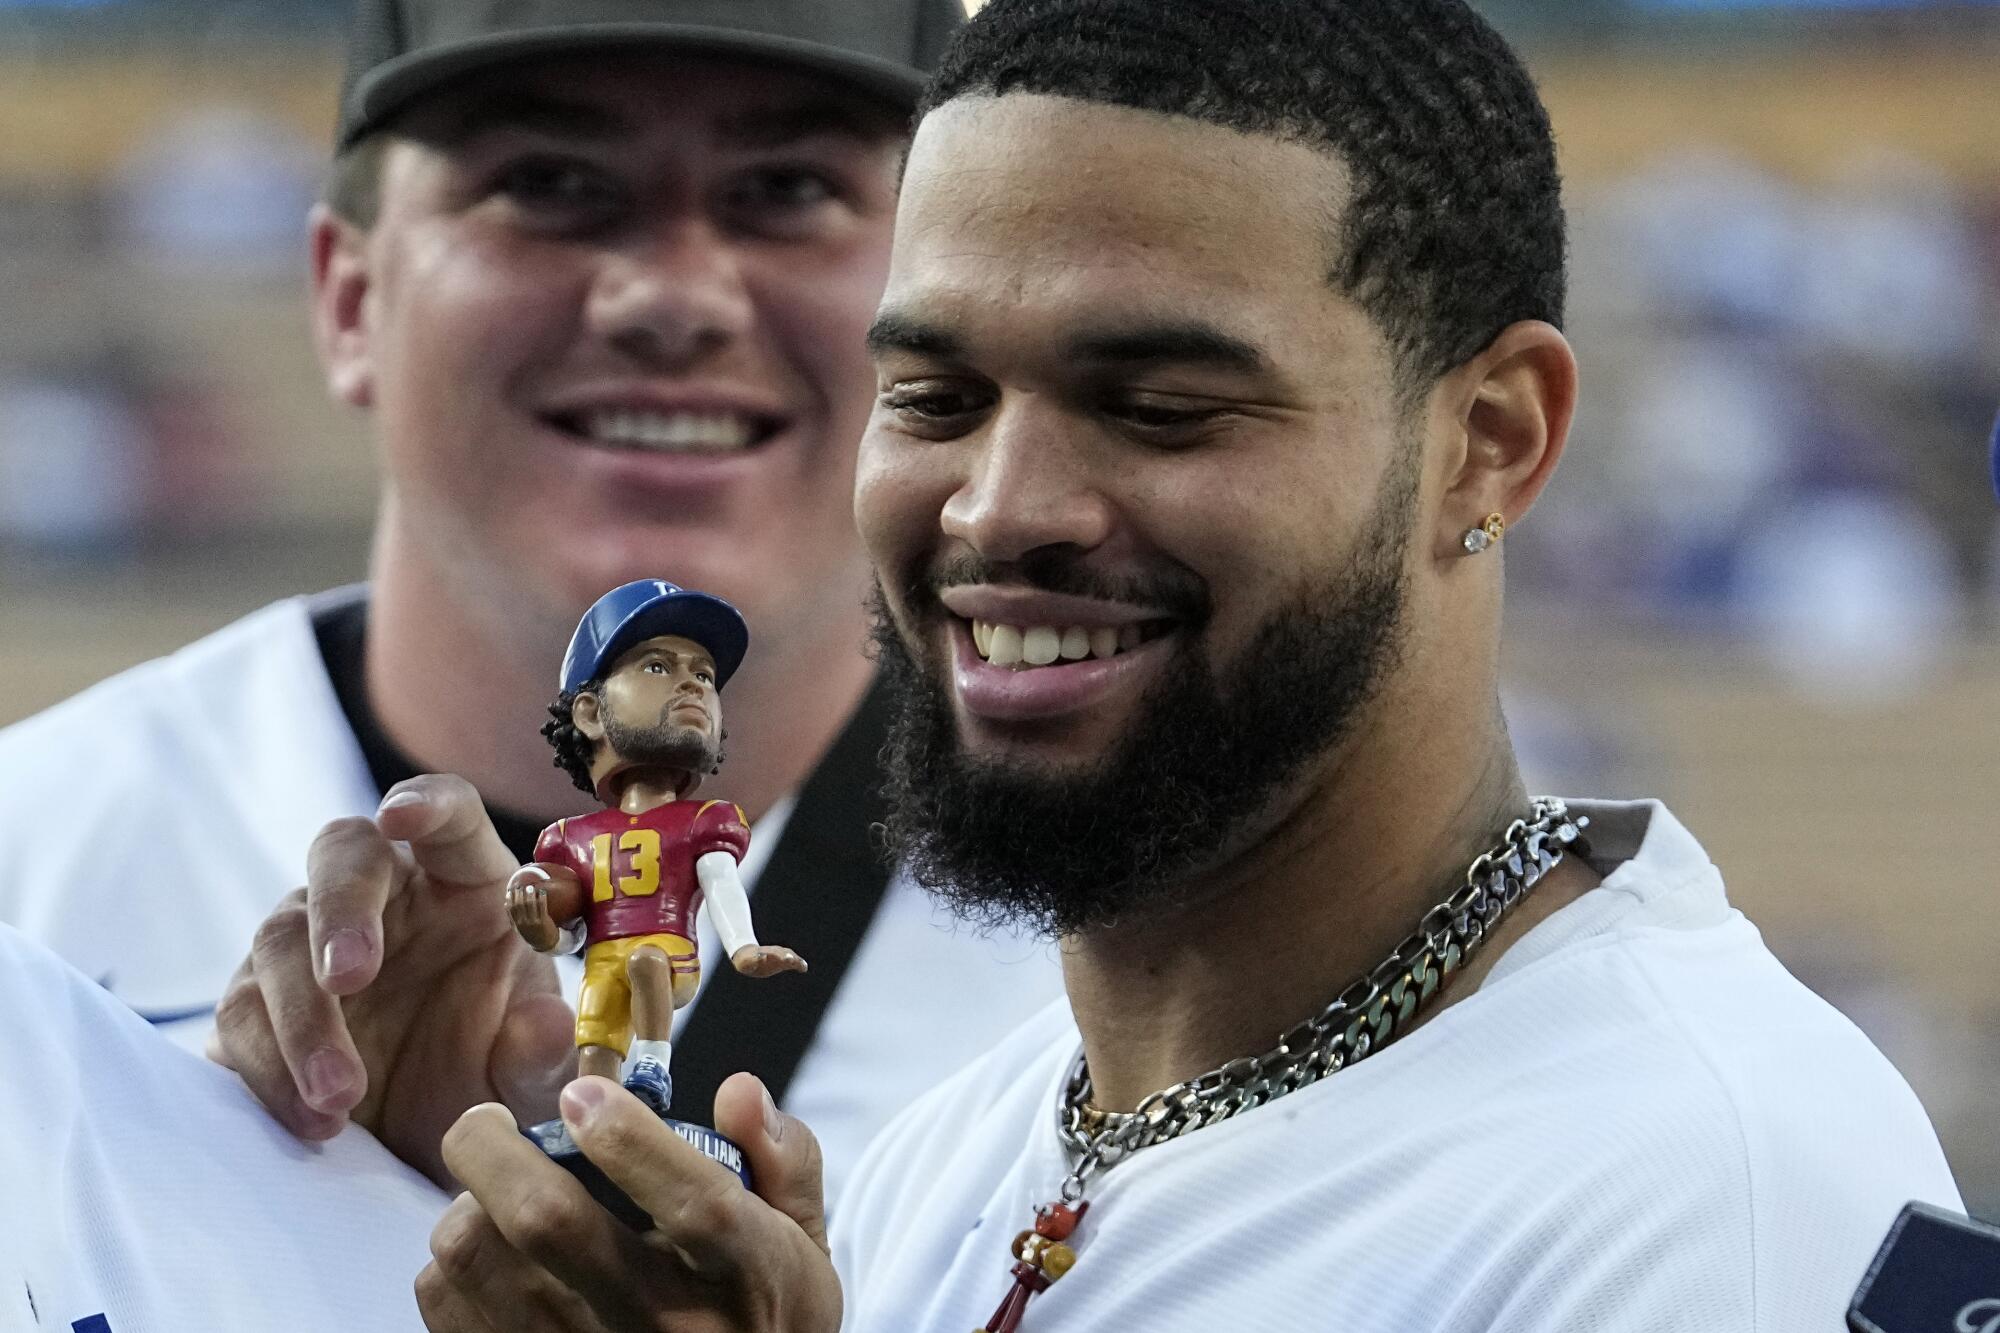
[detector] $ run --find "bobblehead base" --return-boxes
[522,1113,752,1231]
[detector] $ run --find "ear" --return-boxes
[1428,320,1577,561]
[309,202,377,410]
[571,692,606,742]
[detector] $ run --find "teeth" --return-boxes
[987,624,1024,668]
[969,620,1156,668]
[583,410,759,452]
[1021,627,1061,666]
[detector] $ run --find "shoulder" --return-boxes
[1450,909,1958,1328]
[1610,926,1960,1318]
[533,816,576,860]
[686,798,751,849]
[0,597,374,914]
[691,798,747,829]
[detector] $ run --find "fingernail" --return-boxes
[377,790,424,814]
[321,929,369,979]
[561,1077,608,1131]
[761,1081,784,1143]
[304,1047,353,1109]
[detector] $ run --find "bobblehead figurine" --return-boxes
[506,580,805,1219]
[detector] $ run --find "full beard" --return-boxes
[872,453,1416,939]
[601,715,722,781]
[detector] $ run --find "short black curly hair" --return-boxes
[542,686,728,797]
[920,0,1565,395]
[543,686,602,797]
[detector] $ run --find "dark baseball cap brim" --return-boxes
[343,24,926,149]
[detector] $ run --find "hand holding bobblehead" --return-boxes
[511,581,805,1221]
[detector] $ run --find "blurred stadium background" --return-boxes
[1,0,1996,1214]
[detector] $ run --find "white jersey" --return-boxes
[835,801,1963,1333]
[0,922,444,1332]
[0,594,1062,1204]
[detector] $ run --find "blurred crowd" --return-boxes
[1524,147,2000,701]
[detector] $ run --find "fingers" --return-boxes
[241,884,369,1120]
[421,1191,602,1333]
[439,1104,655,1329]
[211,947,349,1140]
[504,870,560,952]
[714,1072,830,1257]
[734,946,809,978]
[444,1088,842,1332]
[303,815,404,996]
[560,1077,812,1279]
[414,1247,500,1333]
[504,869,550,927]
[563,1077,843,1326]
[375,774,522,893]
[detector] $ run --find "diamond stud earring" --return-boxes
[1463,512,1506,555]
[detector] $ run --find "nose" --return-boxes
[940,401,1117,564]
[587,218,755,368]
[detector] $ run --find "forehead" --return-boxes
[394,51,906,152]
[883,95,1365,361]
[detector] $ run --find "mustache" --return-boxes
[912,550,1212,625]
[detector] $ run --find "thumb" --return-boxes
[715,1072,829,1255]
[489,990,578,1126]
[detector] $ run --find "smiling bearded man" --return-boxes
[834,1,1963,1330]
[407,0,1964,1328]
[871,435,1415,935]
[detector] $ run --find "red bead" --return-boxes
[1035,1201,1085,1240]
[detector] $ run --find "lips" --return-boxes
[949,617,1175,724]
[932,584,1187,724]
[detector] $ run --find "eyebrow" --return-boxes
[866,311,964,359]
[867,312,1271,375]
[1068,324,1271,375]
[713,99,904,149]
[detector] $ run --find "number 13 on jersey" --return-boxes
[590,829,663,900]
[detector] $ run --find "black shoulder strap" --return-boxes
[669,680,895,1124]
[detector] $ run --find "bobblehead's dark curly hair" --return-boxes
[920,0,1566,395]
[543,686,727,797]
[543,687,601,796]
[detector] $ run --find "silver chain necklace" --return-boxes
[974,798,1590,1333]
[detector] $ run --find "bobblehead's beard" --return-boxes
[600,712,722,786]
[871,451,1416,939]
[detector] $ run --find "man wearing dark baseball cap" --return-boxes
[0,1,1063,1306]
[336,0,960,148]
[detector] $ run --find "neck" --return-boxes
[610,771,688,814]
[364,511,875,827]
[1061,687,1554,1112]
